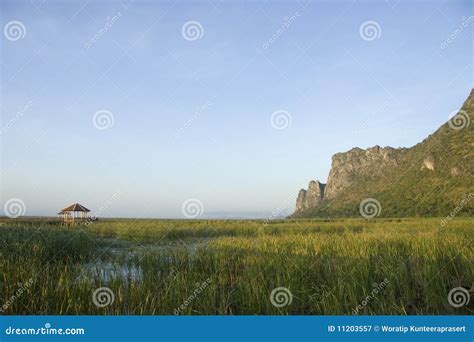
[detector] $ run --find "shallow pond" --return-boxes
[77,238,211,283]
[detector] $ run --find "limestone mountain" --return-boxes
[291,89,474,218]
[295,180,326,212]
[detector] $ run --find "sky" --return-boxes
[0,0,472,218]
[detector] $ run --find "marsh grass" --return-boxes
[0,218,472,315]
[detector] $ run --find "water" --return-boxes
[80,259,143,282]
[77,238,211,283]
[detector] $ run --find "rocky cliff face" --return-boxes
[294,146,406,213]
[324,146,406,199]
[292,89,473,217]
[295,180,325,212]
[295,189,308,212]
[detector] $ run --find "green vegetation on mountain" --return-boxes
[292,90,474,218]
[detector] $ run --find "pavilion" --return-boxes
[58,203,91,225]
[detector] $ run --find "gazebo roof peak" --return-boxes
[60,203,90,212]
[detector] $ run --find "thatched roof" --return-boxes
[60,203,90,212]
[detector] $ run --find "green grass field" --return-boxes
[0,218,472,315]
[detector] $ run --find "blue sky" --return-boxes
[1,0,472,218]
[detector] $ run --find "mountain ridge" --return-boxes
[291,89,474,218]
